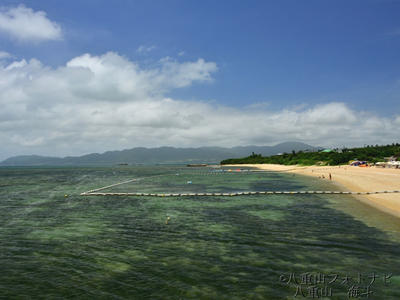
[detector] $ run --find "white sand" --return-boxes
[227,164,400,218]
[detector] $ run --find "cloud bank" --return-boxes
[0,52,398,160]
[0,4,62,42]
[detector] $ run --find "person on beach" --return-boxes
[329,173,332,180]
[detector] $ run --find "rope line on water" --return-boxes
[83,174,168,194]
[80,170,400,197]
[81,190,400,197]
[81,170,265,194]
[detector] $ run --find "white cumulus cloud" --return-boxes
[0,50,11,59]
[0,4,62,42]
[0,52,398,160]
[137,45,156,53]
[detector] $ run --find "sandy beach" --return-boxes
[227,164,400,218]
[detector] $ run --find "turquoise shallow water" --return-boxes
[1,166,400,299]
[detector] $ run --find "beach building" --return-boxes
[375,157,399,168]
[386,156,400,168]
[385,156,398,163]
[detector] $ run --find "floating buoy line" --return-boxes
[81,190,400,197]
[79,169,400,198]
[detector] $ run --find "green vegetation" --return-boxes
[221,143,400,166]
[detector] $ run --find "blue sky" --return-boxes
[0,1,399,159]
[3,0,400,112]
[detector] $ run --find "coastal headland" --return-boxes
[226,164,400,218]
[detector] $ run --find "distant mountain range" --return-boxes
[0,142,320,166]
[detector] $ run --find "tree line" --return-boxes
[220,143,400,166]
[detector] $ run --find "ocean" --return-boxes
[1,166,400,299]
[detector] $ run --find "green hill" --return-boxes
[221,143,400,166]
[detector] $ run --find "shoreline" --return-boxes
[226,164,400,218]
